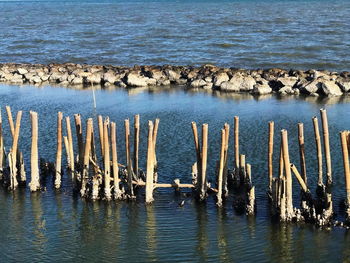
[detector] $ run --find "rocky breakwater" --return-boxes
[0,63,350,97]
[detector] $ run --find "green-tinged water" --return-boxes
[0,85,350,262]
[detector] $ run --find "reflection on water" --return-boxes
[0,84,349,262]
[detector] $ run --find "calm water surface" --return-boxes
[1,0,350,71]
[0,84,350,262]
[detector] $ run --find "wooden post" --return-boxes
[111,122,122,199]
[223,123,230,196]
[98,115,104,159]
[312,117,323,186]
[66,117,74,178]
[298,123,307,185]
[281,129,294,220]
[268,121,274,191]
[234,116,239,174]
[63,136,70,167]
[55,112,63,188]
[103,118,111,200]
[9,111,22,189]
[246,163,252,185]
[80,118,93,197]
[191,121,201,187]
[320,109,332,185]
[152,118,160,182]
[5,106,15,137]
[279,141,284,179]
[290,164,308,193]
[125,119,134,197]
[74,114,84,167]
[29,111,40,192]
[134,114,140,178]
[200,123,208,200]
[239,154,246,184]
[217,129,226,207]
[340,131,350,213]
[145,121,154,203]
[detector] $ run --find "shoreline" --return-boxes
[0,63,349,97]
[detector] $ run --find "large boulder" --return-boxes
[337,79,350,92]
[213,72,229,87]
[299,80,320,94]
[219,81,240,92]
[319,80,343,96]
[228,73,256,91]
[125,72,156,87]
[190,79,207,88]
[252,83,272,95]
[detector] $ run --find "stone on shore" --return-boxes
[319,80,343,96]
[252,83,272,95]
[126,72,156,87]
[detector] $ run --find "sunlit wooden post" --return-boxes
[281,129,293,220]
[55,112,63,188]
[29,111,40,192]
[290,164,308,193]
[103,118,111,200]
[239,154,246,184]
[298,123,307,185]
[9,111,22,189]
[312,117,323,186]
[111,121,122,199]
[134,114,140,178]
[320,109,332,185]
[66,116,74,178]
[200,124,208,200]
[0,109,4,181]
[268,121,274,192]
[191,121,201,187]
[152,118,160,182]
[5,106,15,137]
[223,123,230,196]
[98,115,104,159]
[145,121,155,203]
[125,119,134,197]
[80,118,92,197]
[340,131,350,218]
[217,128,226,207]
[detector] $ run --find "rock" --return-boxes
[157,79,171,86]
[166,70,181,82]
[87,73,102,84]
[220,81,240,92]
[148,70,165,81]
[213,72,229,87]
[71,76,83,85]
[319,80,343,96]
[103,71,118,84]
[175,78,188,85]
[190,79,207,88]
[299,80,320,94]
[279,76,298,87]
[229,73,256,91]
[337,79,350,92]
[17,68,28,75]
[203,83,213,90]
[252,83,272,95]
[278,86,294,95]
[125,72,155,87]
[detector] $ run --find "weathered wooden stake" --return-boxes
[200,123,208,200]
[223,123,230,196]
[103,118,111,200]
[191,121,201,187]
[312,117,323,186]
[63,136,70,166]
[9,111,22,189]
[29,111,40,192]
[145,121,155,203]
[340,131,350,219]
[281,129,294,220]
[134,114,140,178]
[217,129,226,207]
[268,121,274,192]
[80,118,92,197]
[320,109,332,185]
[0,109,4,181]
[5,106,15,137]
[234,116,240,174]
[125,119,134,197]
[111,121,122,199]
[298,123,307,185]
[55,111,63,189]
[98,115,104,158]
[239,154,246,184]
[66,116,74,178]
[152,118,160,182]
[290,164,308,193]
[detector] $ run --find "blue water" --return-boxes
[1,0,350,71]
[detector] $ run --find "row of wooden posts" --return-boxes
[267,109,350,225]
[1,105,350,224]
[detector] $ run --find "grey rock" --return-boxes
[190,79,207,88]
[300,80,319,94]
[337,79,350,92]
[319,80,343,96]
[220,81,240,92]
[252,83,272,95]
[229,73,256,91]
[213,72,229,87]
[17,68,28,75]
[126,72,154,87]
